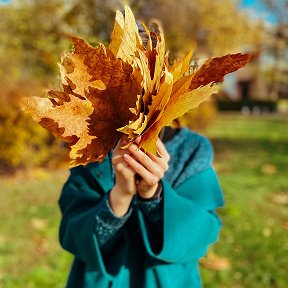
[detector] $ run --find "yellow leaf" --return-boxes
[146,70,173,126]
[109,6,142,64]
[139,85,218,153]
[150,23,166,91]
[169,49,194,83]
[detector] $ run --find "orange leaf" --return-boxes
[22,95,96,165]
[23,36,142,166]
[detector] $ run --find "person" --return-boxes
[58,126,224,288]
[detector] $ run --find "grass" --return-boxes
[200,114,288,288]
[0,113,287,287]
[0,170,72,288]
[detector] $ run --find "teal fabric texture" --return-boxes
[58,129,224,288]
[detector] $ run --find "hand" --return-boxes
[109,136,137,217]
[112,136,137,196]
[123,138,170,199]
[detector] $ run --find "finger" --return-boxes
[112,155,122,165]
[134,136,141,144]
[114,161,136,179]
[127,144,164,178]
[156,138,170,162]
[119,134,129,146]
[147,151,169,172]
[113,135,127,152]
[123,154,159,186]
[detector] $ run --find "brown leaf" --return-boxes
[261,163,277,175]
[150,24,166,92]
[200,252,231,271]
[190,53,256,89]
[65,38,142,165]
[24,36,142,166]
[146,70,173,126]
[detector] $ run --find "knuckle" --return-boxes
[142,156,150,167]
[115,165,122,173]
[146,179,154,186]
[122,172,131,179]
[112,155,122,165]
[123,168,134,179]
[159,170,164,178]
[115,163,123,172]
[147,177,158,186]
[155,169,163,179]
[164,162,169,171]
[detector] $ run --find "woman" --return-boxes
[58,126,224,287]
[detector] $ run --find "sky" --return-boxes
[240,0,278,24]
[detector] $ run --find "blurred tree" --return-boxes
[263,0,288,23]
[0,0,69,173]
[260,0,288,100]
[0,82,66,173]
[129,0,263,56]
[0,0,70,82]
[0,0,263,80]
[50,0,264,56]
[0,0,263,172]
[128,0,263,128]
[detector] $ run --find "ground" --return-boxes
[0,113,287,288]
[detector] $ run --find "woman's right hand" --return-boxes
[109,136,137,217]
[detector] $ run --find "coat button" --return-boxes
[96,172,103,178]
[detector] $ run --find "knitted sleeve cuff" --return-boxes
[95,193,133,247]
[136,187,163,227]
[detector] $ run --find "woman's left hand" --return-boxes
[123,138,170,199]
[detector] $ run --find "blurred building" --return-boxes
[221,20,288,105]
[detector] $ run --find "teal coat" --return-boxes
[59,144,223,287]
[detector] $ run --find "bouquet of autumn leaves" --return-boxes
[22,6,254,167]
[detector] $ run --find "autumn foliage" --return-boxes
[22,6,254,167]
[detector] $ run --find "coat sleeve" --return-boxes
[137,167,224,264]
[58,166,131,279]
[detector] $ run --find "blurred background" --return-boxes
[0,0,287,287]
